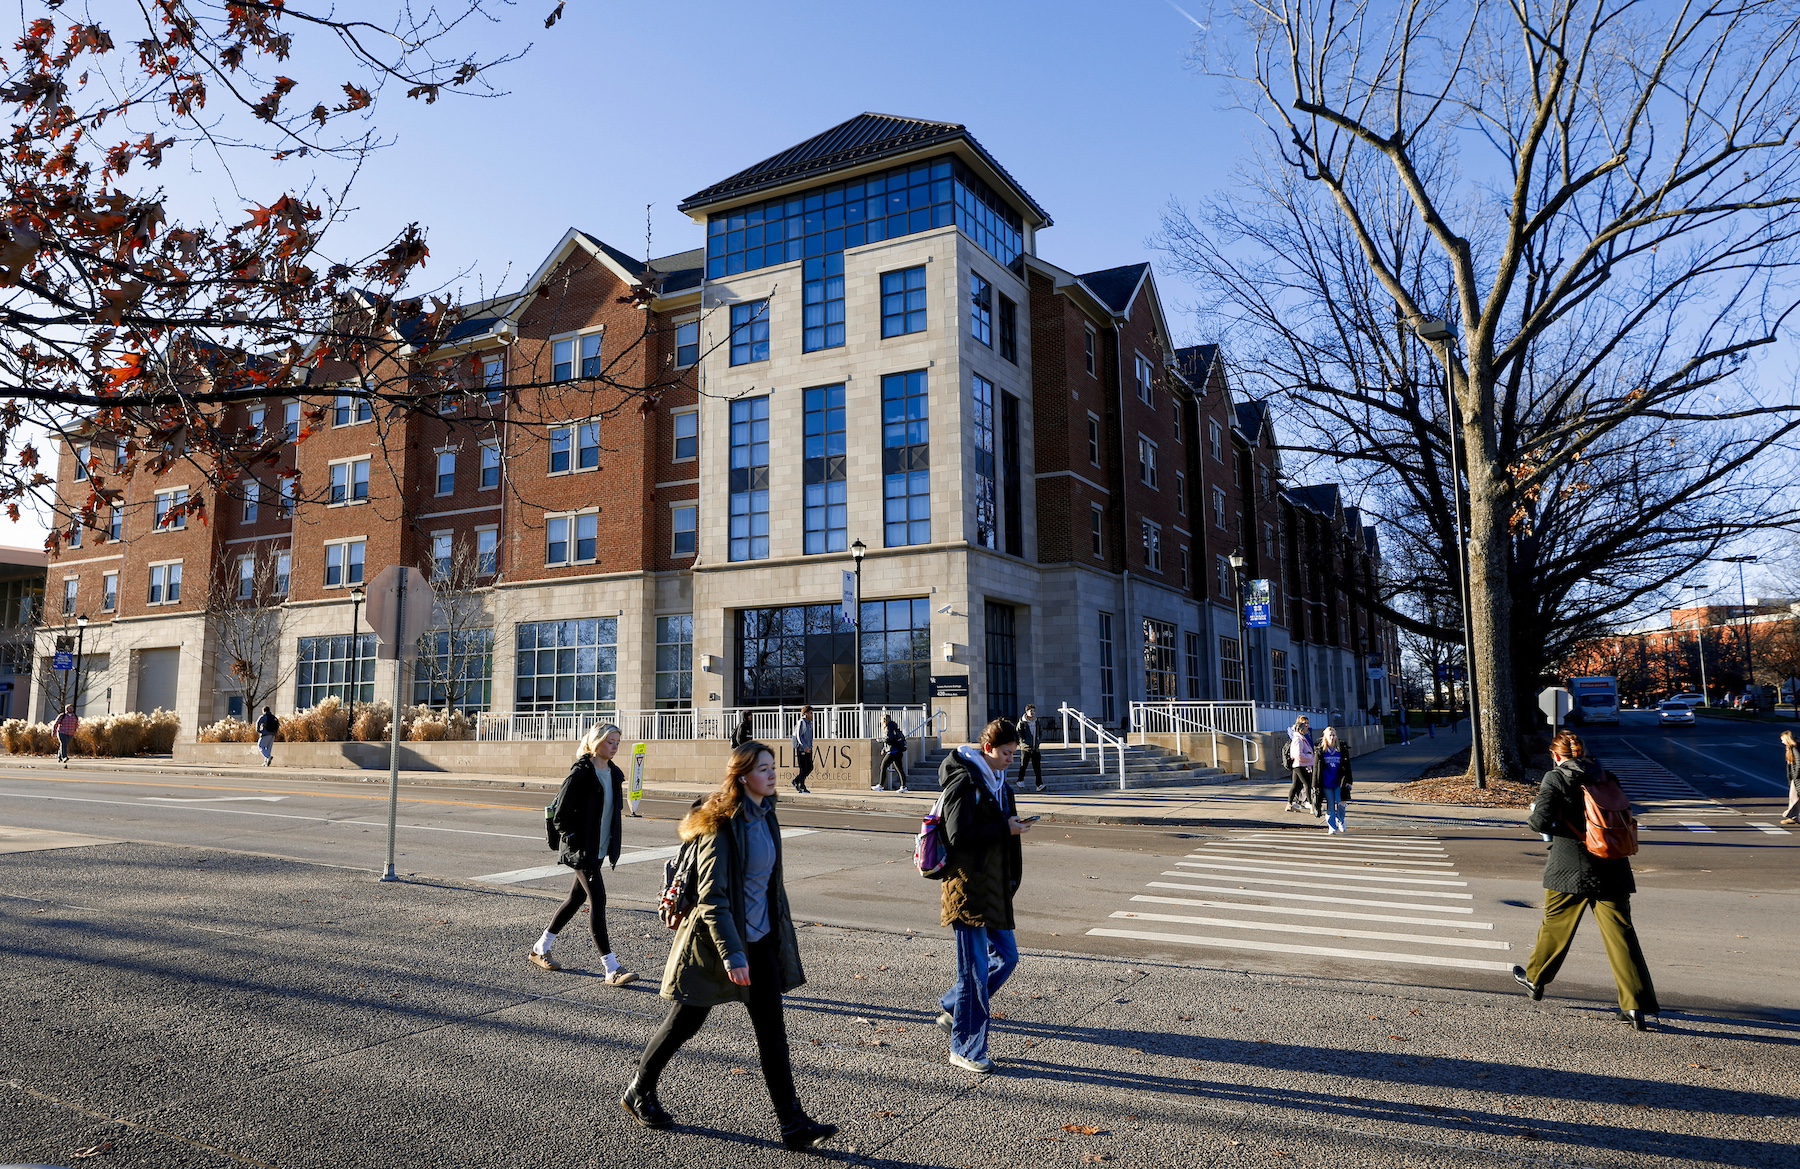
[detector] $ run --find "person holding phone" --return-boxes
[934,718,1031,1074]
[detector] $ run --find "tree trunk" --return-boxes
[1463,416,1526,783]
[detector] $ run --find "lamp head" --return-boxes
[76,614,89,628]
[1228,550,1245,570]
[1414,317,1456,343]
[350,586,366,603]
[850,539,866,564]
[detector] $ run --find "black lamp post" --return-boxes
[73,613,89,714]
[850,539,866,709]
[1228,549,1248,702]
[348,585,366,729]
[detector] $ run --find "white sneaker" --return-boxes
[948,1052,995,1074]
[934,1011,954,1037]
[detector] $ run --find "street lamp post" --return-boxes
[1683,583,1710,705]
[1228,549,1248,702]
[850,539,866,714]
[73,613,89,715]
[1414,317,1486,789]
[1720,555,1758,700]
[348,585,366,731]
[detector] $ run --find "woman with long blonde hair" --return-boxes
[621,741,835,1151]
[1780,730,1798,826]
[530,722,633,984]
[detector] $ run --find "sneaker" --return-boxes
[934,1011,954,1038]
[948,1052,995,1074]
[1285,803,1298,812]
[898,785,909,794]
[604,968,637,987]
[871,784,882,791]
[528,951,560,972]
[1511,965,1543,1001]
[1034,784,1045,792]
[1782,818,1799,826]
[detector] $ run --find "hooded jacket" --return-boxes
[1528,755,1635,899]
[552,754,625,873]
[659,795,806,1007]
[937,747,1023,930]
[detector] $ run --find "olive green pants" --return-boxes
[1526,890,1659,1014]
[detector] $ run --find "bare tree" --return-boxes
[1168,0,1800,778]
[413,536,495,713]
[208,544,295,718]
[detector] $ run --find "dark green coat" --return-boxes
[659,799,806,1007]
[1528,757,1636,899]
[938,749,1022,930]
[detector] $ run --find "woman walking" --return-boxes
[731,710,755,747]
[1285,716,1316,814]
[1513,730,1659,1029]
[1781,731,1799,826]
[529,723,635,985]
[935,718,1032,1074]
[876,714,909,792]
[791,706,815,794]
[620,741,836,1152]
[1316,726,1353,834]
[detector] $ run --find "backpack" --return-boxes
[1281,739,1295,770]
[658,839,701,929]
[543,798,561,851]
[915,795,949,880]
[1569,772,1639,859]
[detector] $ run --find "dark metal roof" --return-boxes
[678,112,1050,224]
[1077,263,1149,315]
[649,248,704,295]
[1286,484,1342,515]
[578,232,648,279]
[1174,344,1218,387]
[1234,399,1270,443]
[443,316,500,343]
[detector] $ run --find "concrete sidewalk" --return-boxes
[2,840,1794,1169]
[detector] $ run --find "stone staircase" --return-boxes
[900,743,1228,793]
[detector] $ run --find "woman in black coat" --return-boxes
[1513,730,1659,1028]
[529,722,634,985]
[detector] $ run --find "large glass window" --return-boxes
[1220,636,1244,701]
[655,615,693,710]
[804,385,847,555]
[515,618,617,713]
[704,156,1022,280]
[999,294,1018,363]
[802,253,845,352]
[1098,612,1117,724]
[730,300,770,366]
[1185,631,1204,700]
[296,633,376,709]
[1144,618,1178,699]
[972,374,997,549]
[970,273,993,347]
[881,266,927,337]
[736,598,930,707]
[414,629,494,713]
[1272,648,1290,704]
[882,371,930,547]
[985,602,1017,724]
[729,397,770,561]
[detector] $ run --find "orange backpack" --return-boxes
[1570,773,1639,859]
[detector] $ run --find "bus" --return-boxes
[1568,676,1620,724]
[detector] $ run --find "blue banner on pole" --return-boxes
[1244,578,1272,628]
[52,651,74,671]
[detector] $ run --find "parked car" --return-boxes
[1657,701,1697,726]
[1667,693,1706,708]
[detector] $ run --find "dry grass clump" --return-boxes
[199,717,259,744]
[1,710,180,756]
[404,704,473,742]
[197,700,475,745]
[278,696,349,742]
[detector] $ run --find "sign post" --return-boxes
[367,565,434,882]
[1538,686,1573,731]
[628,742,646,817]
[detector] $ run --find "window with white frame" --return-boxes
[148,562,181,605]
[480,442,501,489]
[1137,435,1158,489]
[553,332,603,382]
[431,532,453,579]
[672,410,698,462]
[483,356,504,403]
[476,527,498,575]
[1135,352,1155,407]
[1212,486,1227,530]
[1265,521,1276,558]
[154,488,188,530]
[102,572,117,612]
[237,556,255,599]
[1260,464,1272,500]
[279,476,296,517]
[275,551,290,596]
[68,524,80,549]
[333,392,371,426]
[549,421,600,474]
[284,400,301,441]
[1175,470,1187,516]
[115,436,129,465]
[1090,505,1104,559]
[655,614,693,709]
[72,444,89,481]
[672,504,697,558]
[250,407,265,437]
[324,539,365,588]
[1141,520,1162,572]
[243,480,260,523]
[329,458,370,504]
[1087,413,1101,465]
[435,449,456,496]
[674,320,699,368]
[61,577,77,616]
[1216,554,1231,599]
[546,512,598,566]
[1171,396,1182,437]
[1084,327,1097,376]
[1180,546,1191,588]
[1208,418,1223,461]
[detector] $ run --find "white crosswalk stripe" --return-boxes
[1601,741,1739,817]
[1751,823,1792,835]
[1091,829,1510,974]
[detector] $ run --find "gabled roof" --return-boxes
[577,231,648,280]
[1077,264,1150,315]
[1285,484,1342,516]
[1234,399,1271,444]
[678,112,1050,225]
[648,248,704,296]
[1174,344,1218,388]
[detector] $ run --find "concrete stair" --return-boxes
[900,743,1228,793]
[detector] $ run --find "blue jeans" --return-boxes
[1323,788,1344,832]
[940,924,1018,1062]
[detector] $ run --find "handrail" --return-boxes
[906,708,948,741]
[1130,702,1260,779]
[1058,703,1127,791]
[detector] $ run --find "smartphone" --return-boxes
[1017,814,1041,823]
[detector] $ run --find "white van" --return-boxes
[1568,676,1620,724]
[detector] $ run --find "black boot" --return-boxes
[621,1079,673,1130]
[778,1104,837,1152]
[1617,1009,1651,1031]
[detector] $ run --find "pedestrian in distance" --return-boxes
[791,705,815,794]
[934,718,1032,1074]
[876,713,909,792]
[1781,730,1800,826]
[530,723,636,986]
[1284,716,1316,814]
[54,704,78,766]
[1016,704,1044,792]
[731,710,755,747]
[254,706,280,766]
[1513,730,1659,1029]
[1316,726,1353,834]
[620,741,837,1152]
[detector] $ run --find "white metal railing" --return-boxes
[476,705,927,743]
[1059,703,1127,791]
[907,708,949,741]
[1128,701,1264,778]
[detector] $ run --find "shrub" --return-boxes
[198,717,258,744]
[351,700,391,743]
[0,711,179,756]
[281,696,349,743]
[2,719,31,754]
